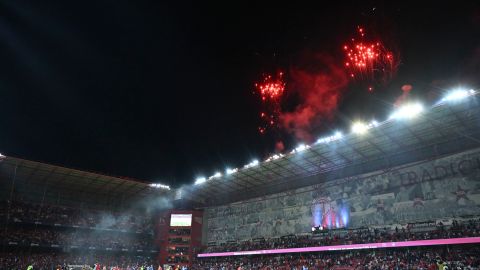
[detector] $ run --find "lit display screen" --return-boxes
[170,214,192,227]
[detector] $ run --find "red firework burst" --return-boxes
[255,72,285,134]
[343,26,397,89]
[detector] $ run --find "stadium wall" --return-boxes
[205,148,480,242]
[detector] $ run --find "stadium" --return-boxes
[1,2,480,270]
[1,90,480,270]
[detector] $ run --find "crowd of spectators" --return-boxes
[0,200,159,269]
[193,245,480,270]
[0,228,156,250]
[203,219,480,253]
[0,200,153,233]
[0,252,157,270]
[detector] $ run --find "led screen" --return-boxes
[170,214,192,227]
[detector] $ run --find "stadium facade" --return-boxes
[1,92,480,268]
[186,95,480,244]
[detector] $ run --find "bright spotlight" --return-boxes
[194,177,206,185]
[389,103,423,120]
[244,159,259,169]
[213,172,222,178]
[441,89,475,103]
[311,227,316,232]
[226,168,238,175]
[295,144,310,152]
[351,122,369,134]
[149,183,171,190]
[316,131,343,144]
[265,153,284,162]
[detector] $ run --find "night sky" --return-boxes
[0,1,479,187]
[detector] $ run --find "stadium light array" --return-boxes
[149,183,171,190]
[265,153,284,162]
[244,159,259,169]
[295,144,310,152]
[226,168,238,175]
[194,177,206,185]
[389,102,423,120]
[192,90,478,186]
[440,88,475,103]
[370,120,379,127]
[316,131,343,144]
[208,172,222,180]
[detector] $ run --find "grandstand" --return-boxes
[2,91,480,270]
[0,160,168,269]
[187,92,480,269]
[183,95,480,207]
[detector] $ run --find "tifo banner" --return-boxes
[198,237,480,257]
[205,148,480,242]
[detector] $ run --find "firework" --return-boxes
[343,26,397,90]
[255,72,285,134]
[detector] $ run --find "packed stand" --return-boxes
[193,245,480,270]
[0,227,156,250]
[0,252,157,270]
[204,219,480,253]
[1,200,153,233]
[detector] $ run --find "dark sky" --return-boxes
[0,1,479,186]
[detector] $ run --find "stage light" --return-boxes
[213,172,222,178]
[351,122,369,134]
[441,88,475,103]
[194,177,206,185]
[312,227,316,232]
[389,103,423,120]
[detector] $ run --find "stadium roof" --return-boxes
[0,157,169,208]
[183,95,480,207]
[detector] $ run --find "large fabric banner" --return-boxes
[205,149,480,242]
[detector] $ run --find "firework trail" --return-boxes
[255,72,286,134]
[343,26,397,90]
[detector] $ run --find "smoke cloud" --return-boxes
[394,84,413,107]
[280,54,349,142]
